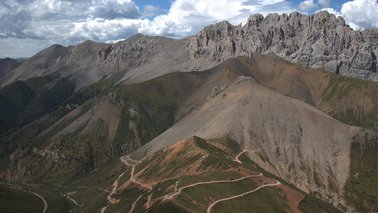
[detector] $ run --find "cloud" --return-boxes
[0,37,54,58]
[1,0,378,58]
[298,0,319,11]
[318,0,330,7]
[70,18,148,42]
[144,5,160,13]
[340,0,378,30]
[317,8,342,17]
[142,5,162,18]
[0,0,141,40]
[138,0,292,38]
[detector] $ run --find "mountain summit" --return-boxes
[188,11,378,81]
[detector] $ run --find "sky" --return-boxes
[0,0,377,58]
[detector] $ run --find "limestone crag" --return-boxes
[188,11,378,81]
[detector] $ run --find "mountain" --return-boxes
[0,58,22,79]
[2,11,377,91]
[0,36,195,90]
[188,11,378,81]
[0,11,378,213]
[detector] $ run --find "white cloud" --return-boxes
[0,37,53,58]
[142,5,162,18]
[71,18,148,42]
[299,0,319,11]
[341,0,378,30]
[318,0,330,7]
[138,0,292,37]
[1,0,378,58]
[144,5,160,13]
[317,8,342,17]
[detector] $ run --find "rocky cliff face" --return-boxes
[188,11,378,81]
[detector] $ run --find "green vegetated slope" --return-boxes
[0,61,238,184]
[0,183,70,213]
[344,130,378,212]
[0,73,74,135]
[0,184,45,213]
[75,136,339,213]
[0,75,179,184]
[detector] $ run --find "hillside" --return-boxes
[0,58,21,78]
[1,136,342,213]
[0,54,377,212]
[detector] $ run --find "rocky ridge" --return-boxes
[3,11,376,91]
[188,11,378,81]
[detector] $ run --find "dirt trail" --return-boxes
[100,206,107,213]
[120,156,152,190]
[145,193,153,209]
[164,174,263,200]
[206,180,281,213]
[234,149,247,164]
[31,192,48,213]
[129,194,143,213]
[63,193,82,207]
[106,172,125,204]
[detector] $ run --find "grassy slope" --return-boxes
[0,73,179,184]
[0,183,70,213]
[0,73,75,135]
[0,184,44,213]
[344,131,378,212]
[118,137,339,213]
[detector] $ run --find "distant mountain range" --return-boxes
[0,11,377,213]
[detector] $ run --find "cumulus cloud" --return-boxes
[139,0,292,38]
[1,0,296,58]
[0,0,141,41]
[1,0,378,58]
[71,18,148,42]
[298,0,319,11]
[341,0,378,30]
[317,8,342,17]
[318,0,330,7]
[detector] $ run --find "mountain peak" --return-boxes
[189,11,378,81]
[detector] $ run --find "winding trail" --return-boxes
[206,180,281,213]
[234,150,247,164]
[104,151,281,212]
[145,193,153,209]
[31,192,48,213]
[164,173,263,200]
[107,172,125,204]
[120,156,152,190]
[129,194,143,213]
[65,194,81,207]
[100,206,107,213]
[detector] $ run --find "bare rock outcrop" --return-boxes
[188,11,378,81]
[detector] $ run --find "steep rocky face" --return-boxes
[188,11,378,81]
